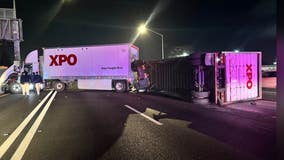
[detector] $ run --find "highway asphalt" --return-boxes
[0,90,276,160]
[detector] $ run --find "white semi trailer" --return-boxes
[0,43,140,93]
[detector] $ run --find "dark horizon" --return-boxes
[0,0,276,65]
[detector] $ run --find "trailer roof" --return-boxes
[41,43,137,50]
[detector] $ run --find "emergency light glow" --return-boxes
[216,57,221,62]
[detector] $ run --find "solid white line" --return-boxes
[11,91,57,160]
[0,93,10,98]
[0,90,53,159]
[124,105,163,126]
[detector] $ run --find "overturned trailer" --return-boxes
[146,52,262,105]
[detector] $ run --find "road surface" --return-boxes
[0,90,276,160]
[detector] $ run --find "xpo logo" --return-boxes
[49,54,77,66]
[246,64,253,89]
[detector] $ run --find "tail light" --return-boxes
[218,53,225,65]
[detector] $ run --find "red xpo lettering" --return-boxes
[246,64,253,89]
[68,54,77,65]
[49,54,77,66]
[49,55,58,66]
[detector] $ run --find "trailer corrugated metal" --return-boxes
[147,57,193,94]
[146,54,214,101]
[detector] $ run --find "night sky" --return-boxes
[0,0,276,64]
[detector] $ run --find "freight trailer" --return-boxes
[145,52,262,105]
[0,43,140,93]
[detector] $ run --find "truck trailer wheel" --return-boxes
[114,81,126,92]
[9,82,22,94]
[53,81,65,92]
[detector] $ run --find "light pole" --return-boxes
[138,24,165,59]
[12,0,21,64]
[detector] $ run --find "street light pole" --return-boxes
[12,0,21,64]
[137,25,165,60]
[161,34,164,59]
[147,28,164,59]
[13,0,16,18]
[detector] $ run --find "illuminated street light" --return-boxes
[138,24,147,34]
[137,24,165,59]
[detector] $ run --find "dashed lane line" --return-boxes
[0,93,10,98]
[124,105,163,126]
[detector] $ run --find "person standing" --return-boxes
[20,72,30,95]
[35,72,43,95]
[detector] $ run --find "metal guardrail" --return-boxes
[262,65,277,72]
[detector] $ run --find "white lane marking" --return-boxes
[0,90,53,159]
[11,91,57,160]
[0,93,10,98]
[124,105,163,126]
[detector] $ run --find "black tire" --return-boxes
[114,81,126,92]
[9,82,22,94]
[53,81,65,92]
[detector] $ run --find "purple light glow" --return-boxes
[225,52,260,102]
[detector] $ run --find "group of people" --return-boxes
[20,72,43,95]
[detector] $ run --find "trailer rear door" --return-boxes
[224,52,262,103]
